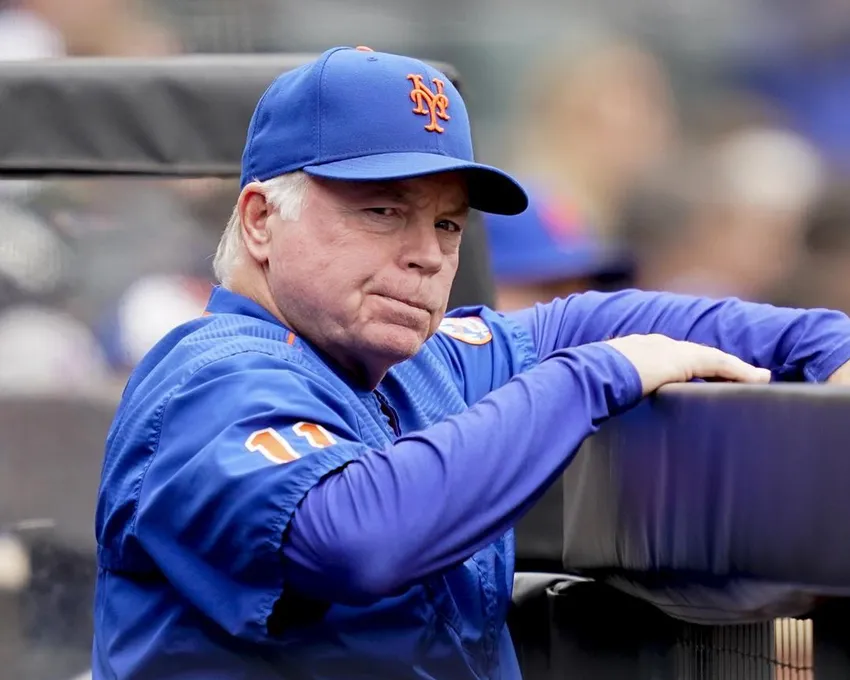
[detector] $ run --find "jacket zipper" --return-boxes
[374,390,401,436]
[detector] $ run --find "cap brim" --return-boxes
[304,152,528,216]
[494,247,634,286]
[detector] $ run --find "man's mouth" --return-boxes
[376,294,431,313]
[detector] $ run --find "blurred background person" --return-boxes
[775,179,850,316]
[0,0,179,59]
[621,123,825,303]
[96,273,212,379]
[734,0,850,174]
[504,30,678,246]
[484,193,633,312]
[0,0,64,60]
[0,201,110,396]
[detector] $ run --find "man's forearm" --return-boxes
[510,290,850,381]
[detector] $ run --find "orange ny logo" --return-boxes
[407,74,450,133]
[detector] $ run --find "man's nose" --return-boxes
[402,219,443,274]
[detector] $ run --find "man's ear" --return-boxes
[238,183,273,265]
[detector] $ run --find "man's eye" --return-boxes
[436,220,462,233]
[367,207,400,218]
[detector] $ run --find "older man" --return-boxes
[93,46,850,680]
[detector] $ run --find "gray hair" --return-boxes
[213,171,309,286]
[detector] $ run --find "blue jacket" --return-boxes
[93,287,850,679]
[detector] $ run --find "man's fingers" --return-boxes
[697,348,771,383]
[604,334,771,395]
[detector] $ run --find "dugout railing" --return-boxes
[512,381,850,679]
[1,55,849,680]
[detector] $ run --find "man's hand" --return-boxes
[827,360,850,385]
[605,334,771,397]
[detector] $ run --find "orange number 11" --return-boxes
[245,428,300,464]
[245,423,336,464]
[293,422,336,449]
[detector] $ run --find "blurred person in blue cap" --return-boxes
[93,45,850,680]
[485,191,632,312]
[508,29,677,245]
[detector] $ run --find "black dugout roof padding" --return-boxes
[560,382,850,623]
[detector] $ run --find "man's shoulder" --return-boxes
[425,305,533,365]
[116,313,322,417]
[174,311,308,374]
[104,312,352,475]
[408,305,537,402]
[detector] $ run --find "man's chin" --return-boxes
[363,323,428,362]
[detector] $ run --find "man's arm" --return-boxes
[284,334,766,602]
[283,342,640,601]
[508,289,850,382]
[134,335,767,638]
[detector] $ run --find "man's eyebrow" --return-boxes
[353,182,469,215]
[442,202,470,218]
[356,182,409,202]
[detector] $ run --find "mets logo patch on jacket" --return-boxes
[438,316,493,345]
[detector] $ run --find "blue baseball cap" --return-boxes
[240,46,528,216]
[484,190,632,284]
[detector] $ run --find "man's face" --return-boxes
[266,174,468,380]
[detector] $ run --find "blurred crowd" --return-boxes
[487,21,850,319]
[0,0,849,395]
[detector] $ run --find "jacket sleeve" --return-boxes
[134,350,368,641]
